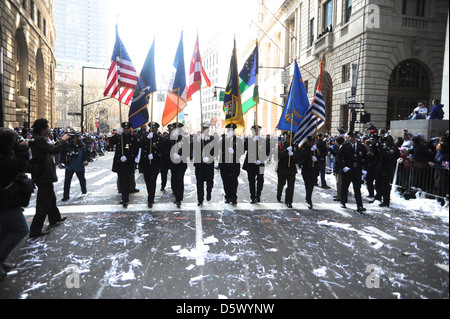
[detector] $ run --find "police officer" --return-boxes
[168,122,188,208]
[219,123,243,205]
[373,135,400,207]
[109,122,139,208]
[160,124,173,192]
[276,132,300,208]
[299,136,320,209]
[62,133,89,201]
[338,131,368,212]
[243,125,270,203]
[192,124,215,206]
[139,122,164,208]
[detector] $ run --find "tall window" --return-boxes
[345,0,352,23]
[401,0,425,17]
[309,18,315,46]
[323,0,333,30]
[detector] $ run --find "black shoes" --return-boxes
[307,202,313,209]
[286,203,293,208]
[357,207,366,213]
[340,203,346,208]
[206,193,211,201]
[61,197,69,202]
[29,229,51,238]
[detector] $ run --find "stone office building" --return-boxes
[0,0,56,129]
[247,0,449,134]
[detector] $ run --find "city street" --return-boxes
[0,152,448,300]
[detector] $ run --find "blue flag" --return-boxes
[129,39,157,129]
[276,60,310,132]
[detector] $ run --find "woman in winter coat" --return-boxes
[0,128,30,277]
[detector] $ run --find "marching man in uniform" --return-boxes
[276,132,300,208]
[219,123,243,205]
[138,122,164,208]
[243,125,270,203]
[191,124,216,206]
[338,131,368,212]
[109,122,139,208]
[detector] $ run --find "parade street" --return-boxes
[0,152,448,300]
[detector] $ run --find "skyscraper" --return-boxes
[54,0,111,66]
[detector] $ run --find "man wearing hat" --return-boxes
[219,123,243,205]
[298,136,320,209]
[138,122,164,208]
[276,132,300,208]
[192,124,216,206]
[62,132,89,202]
[109,122,139,208]
[337,131,367,212]
[168,122,188,208]
[160,124,173,192]
[243,125,270,203]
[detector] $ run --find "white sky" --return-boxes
[109,0,257,76]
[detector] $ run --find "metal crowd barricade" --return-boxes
[393,157,449,201]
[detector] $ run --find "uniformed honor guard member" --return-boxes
[219,123,243,205]
[243,125,270,203]
[276,132,300,208]
[338,131,368,212]
[160,124,173,192]
[192,124,215,206]
[298,136,320,209]
[139,122,164,208]
[109,122,139,208]
[168,122,188,208]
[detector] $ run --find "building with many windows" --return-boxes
[1,0,56,128]
[242,0,449,135]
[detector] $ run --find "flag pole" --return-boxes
[150,93,154,164]
[288,111,293,168]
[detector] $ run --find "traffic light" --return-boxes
[360,112,371,124]
[214,89,217,100]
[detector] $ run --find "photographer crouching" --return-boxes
[0,128,31,278]
[29,118,70,237]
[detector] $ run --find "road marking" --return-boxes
[435,263,449,272]
[195,207,205,266]
[364,226,397,241]
[22,202,334,216]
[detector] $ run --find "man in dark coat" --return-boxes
[168,122,188,208]
[109,122,139,207]
[62,133,89,201]
[276,132,300,208]
[138,122,164,208]
[243,125,270,203]
[192,124,216,206]
[29,118,70,237]
[298,136,320,209]
[373,135,400,207]
[219,123,243,205]
[338,131,368,212]
[316,133,330,189]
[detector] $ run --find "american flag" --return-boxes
[293,61,326,147]
[104,26,138,106]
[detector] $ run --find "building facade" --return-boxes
[1,0,56,129]
[245,0,449,135]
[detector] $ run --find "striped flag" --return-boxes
[239,44,259,114]
[104,26,139,106]
[293,61,326,147]
[187,34,211,100]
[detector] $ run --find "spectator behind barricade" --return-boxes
[0,128,30,278]
[428,99,445,120]
[427,138,449,199]
[401,130,413,149]
[409,100,428,120]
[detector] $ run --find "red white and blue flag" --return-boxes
[104,26,139,106]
